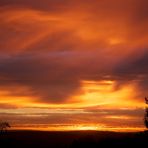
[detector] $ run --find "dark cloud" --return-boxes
[0,51,112,103]
[1,49,148,103]
[0,53,80,103]
[117,51,148,75]
[113,50,148,97]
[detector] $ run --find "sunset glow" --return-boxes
[0,0,148,132]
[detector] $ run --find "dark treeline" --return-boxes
[0,131,148,148]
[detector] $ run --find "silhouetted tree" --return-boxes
[0,121,11,133]
[144,97,148,129]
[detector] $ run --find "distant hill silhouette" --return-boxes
[0,130,148,148]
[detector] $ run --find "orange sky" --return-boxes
[0,0,148,131]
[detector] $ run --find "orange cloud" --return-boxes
[0,0,148,131]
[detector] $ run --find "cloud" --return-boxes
[0,0,148,105]
[0,103,18,109]
[0,53,81,103]
[113,50,148,97]
[0,49,119,103]
[0,107,144,128]
[0,0,148,53]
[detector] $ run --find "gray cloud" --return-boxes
[1,49,148,103]
[113,50,148,97]
[0,51,110,103]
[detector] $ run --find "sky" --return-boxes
[0,0,148,131]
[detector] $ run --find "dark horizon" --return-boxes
[1,129,148,148]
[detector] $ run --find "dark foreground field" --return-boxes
[0,130,148,148]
